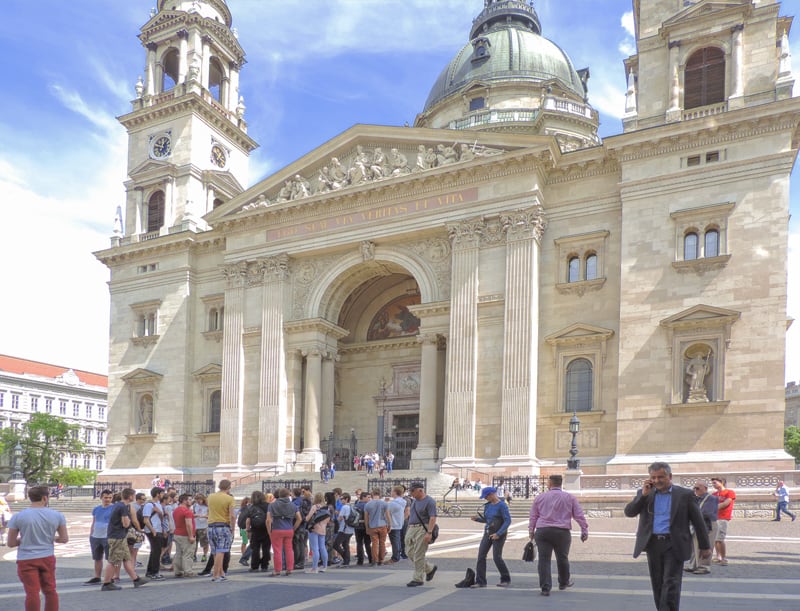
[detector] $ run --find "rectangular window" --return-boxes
[0,392,4,407]
[97,431,105,445]
[98,406,106,420]
[11,394,20,409]
[95,456,104,471]
[686,155,701,167]
[86,404,93,419]
[84,429,92,444]
[705,151,719,163]
[59,400,67,415]
[73,403,80,417]
[71,429,79,440]
[45,398,53,413]
[84,455,91,469]
[30,396,39,412]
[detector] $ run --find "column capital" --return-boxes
[301,346,324,359]
[731,23,744,34]
[253,253,291,284]
[221,261,248,288]
[447,216,485,249]
[417,332,439,346]
[501,205,547,242]
[176,29,189,40]
[146,42,159,53]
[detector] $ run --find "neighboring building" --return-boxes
[96,0,798,482]
[787,381,800,428]
[0,355,108,479]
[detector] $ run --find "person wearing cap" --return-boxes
[468,486,512,588]
[404,482,437,587]
[529,474,589,596]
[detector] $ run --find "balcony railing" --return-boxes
[682,101,728,121]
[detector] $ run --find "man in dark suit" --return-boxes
[625,461,711,611]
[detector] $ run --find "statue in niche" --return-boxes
[684,348,712,403]
[389,148,410,176]
[360,240,375,261]
[138,395,154,434]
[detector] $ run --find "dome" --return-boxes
[424,2,586,112]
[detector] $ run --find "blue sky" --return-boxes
[0,0,799,382]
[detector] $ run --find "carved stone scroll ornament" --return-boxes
[500,205,548,242]
[447,217,485,249]
[221,261,248,288]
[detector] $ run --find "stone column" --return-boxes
[228,61,240,112]
[285,349,303,467]
[729,25,744,107]
[134,187,144,235]
[302,348,323,454]
[201,36,211,90]
[496,206,547,467]
[442,217,483,463]
[145,43,158,96]
[666,41,681,123]
[216,261,247,473]
[320,351,336,445]
[177,30,189,84]
[411,332,439,469]
[255,255,289,469]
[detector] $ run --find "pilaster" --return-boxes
[411,332,440,469]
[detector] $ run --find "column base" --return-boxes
[494,455,543,473]
[563,469,583,491]
[7,479,27,502]
[213,464,250,482]
[295,449,324,473]
[410,445,439,471]
[439,456,476,468]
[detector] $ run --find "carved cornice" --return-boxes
[545,155,620,185]
[447,216,485,249]
[284,318,349,340]
[672,254,731,275]
[202,330,223,343]
[406,301,450,318]
[140,12,243,63]
[555,278,606,296]
[338,337,420,355]
[96,234,224,267]
[131,335,160,347]
[501,204,547,242]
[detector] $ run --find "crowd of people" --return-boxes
[1,471,796,611]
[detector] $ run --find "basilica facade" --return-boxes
[96,0,799,483]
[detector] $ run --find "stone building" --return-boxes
[787,381,800,428]
[0,355,109,479]
[96,0,799,482]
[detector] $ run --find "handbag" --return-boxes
[522,540,536,562]
[412,504,439,543]
[126,527,144,545]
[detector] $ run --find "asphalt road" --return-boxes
[1,511,799,611]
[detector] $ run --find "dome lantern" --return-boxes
[470,0,541,39]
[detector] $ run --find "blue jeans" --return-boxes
[776,501,796,520]
[389,529,402,562]
[308,532,328,570]
[475,531,510,585]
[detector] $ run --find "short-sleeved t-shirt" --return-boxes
[408,495,437,525]
[142,501,163,534]
[388,497,405,530]
[91,503,115,539]
[8,507,66,560]
[173,505,195,537]
[364,498,389,528]
[337,504,355,535]
[207,491,235,525]
[193,503,209,529]
[107,502,131,540]
[715,489,736,520]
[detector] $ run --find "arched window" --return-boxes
[147,191,165,233]
[208,57,225,102]
[585,254,598,280]
[209,390,221,433]
[565,358,593,412]
[568,257,580,282]
[704,229,719,258]
[684,47,725,109]
[684,232,698,260]
[70,453,78,468]
[161,48,180,91]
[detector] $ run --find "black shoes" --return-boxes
[559,580,575,590]
[541,589,550,596]
[426,565,438,582]
[407,580,424,587]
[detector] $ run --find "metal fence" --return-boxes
[93,481,132,498]
[366,477,426,497]
[172,480,215,495]
[261,479,315,495]
[491,476,548,500]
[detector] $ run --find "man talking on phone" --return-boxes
[625,461,711,611]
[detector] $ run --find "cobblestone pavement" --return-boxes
[1,511,798,610]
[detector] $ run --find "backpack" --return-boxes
[136,503,145,529]
[344,505,362,528]
[309,507,331,526]
[249,504,267,529]
[237,506,250,530]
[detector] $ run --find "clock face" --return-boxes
[210,144,227,168]
[150,135,171,159]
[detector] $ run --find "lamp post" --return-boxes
[350,428,357,470]
[566,411,581,470]
[12,441,23,480]
[377,377,387,456]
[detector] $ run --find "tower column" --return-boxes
[729,25,745,108]
[666,41,681,122]
[216,261,247,474]
[255,255,289,469]
[442,217,484,464]
[145,43,158,96]
[285,349,303,466]
[411,332,440,469]
[229,62,241,113]
[177,30,189,84]
[320,351,336,445]
[201,36,211,90]
[496,205,547,468]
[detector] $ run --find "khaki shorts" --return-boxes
[108,537,131,564]
[715,519,729,542]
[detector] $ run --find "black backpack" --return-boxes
[135,503,146,529]
[309,507,331,525]
[344,505,362,528]
[249,504,267,529]
[237,505,250,530]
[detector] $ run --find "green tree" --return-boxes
[0,413,85,483]
[785,426,800,465]
[50,467,97,487]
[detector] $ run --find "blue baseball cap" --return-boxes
[480,486,497,499]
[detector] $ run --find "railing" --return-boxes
[172,480,215,495]
[449,108,538,130]
[579,471,791,491]
[93,481,132,498]
[491,476,548,500]
[682,101,727,121]
[231,467,281,492]
[367,477,426,497]
[261,479,314,495]
[140,230,161,241]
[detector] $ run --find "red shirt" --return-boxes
[173,504,195,536]
[714,489,736,520]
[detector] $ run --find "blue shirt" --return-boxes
[91,503,115,538]
[482,500,511,537]
[653,487,672,534]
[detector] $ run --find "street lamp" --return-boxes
[12,441,23,480]
[350,428,357,469]
[377,377,387,456]
[566,411,581,470]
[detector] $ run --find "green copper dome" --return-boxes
[423,0,586,112]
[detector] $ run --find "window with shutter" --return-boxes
[684,47,725,109]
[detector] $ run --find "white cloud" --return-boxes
[621,11,635,38]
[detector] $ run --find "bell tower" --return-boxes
[118,0,257,239]
[623,0,794,132]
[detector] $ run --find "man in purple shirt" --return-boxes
[528,474,589,596]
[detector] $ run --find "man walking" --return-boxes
[207,479,236,582]
[684,481,717,575]
[772,481,796,522]
[100,488,148,591]
[7,485,69,611]
[625,461,711,610]
[172,494,196,577]
[404,481,437,587]
[84,489,114,586]
[364,488,391,565]
[529,474,588,596]
[710,476,735,565]
[353,491,372,565]
[142,487,165,580]
[387,486,406,563]
[469,486,511,588]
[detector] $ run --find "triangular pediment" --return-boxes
[193,363,222,379]
[203,170,244,198]
[121,368,163,386]
[545,323,615,346]
[662,1,750,30]
[129,159,174,181]
[207,124,551,222]
[660,304,741,330]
